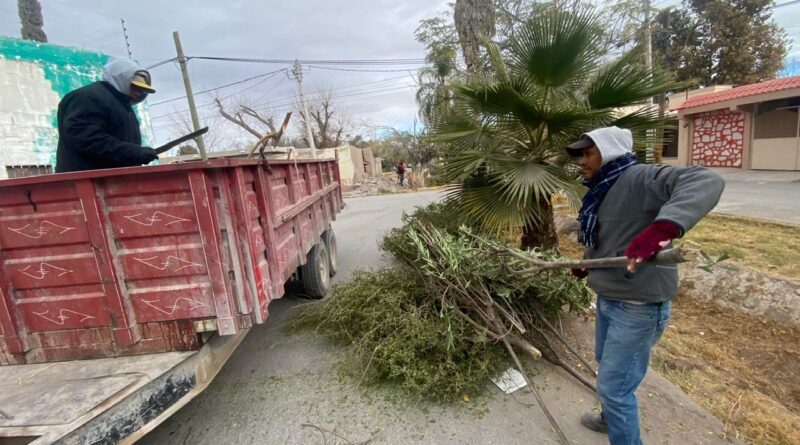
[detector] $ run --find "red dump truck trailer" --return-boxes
[0,157,343,444]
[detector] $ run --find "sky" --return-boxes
[1,0,799,148]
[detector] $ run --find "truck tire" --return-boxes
[301,241,331,298]
[323,229,338,276]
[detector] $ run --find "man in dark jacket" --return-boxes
[566,126,725,445]
[55,58,158,173]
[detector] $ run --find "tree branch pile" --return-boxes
[381,216,596,390]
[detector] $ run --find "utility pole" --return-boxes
[172,31,207,160]
[293,60,317,159]
[120,18,132,59]
[643,0,655,163]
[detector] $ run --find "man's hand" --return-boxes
[625,221,681,272]
[139,148,158,164]
[571,268,588,279]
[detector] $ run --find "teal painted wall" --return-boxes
[0,37,154,171]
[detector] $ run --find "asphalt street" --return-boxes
[712,169,800,224]
[141,191,737,445]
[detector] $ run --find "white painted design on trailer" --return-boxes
[141,297,209,315]
[32,309,95,325]
[19,263,74,280]
[133,255,204,272]
[9,221,75,239]
[123,211,191,227]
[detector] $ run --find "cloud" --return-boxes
[1,0,451,145]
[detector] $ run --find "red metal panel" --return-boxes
[18,297,111,332]
[0,158,342,363]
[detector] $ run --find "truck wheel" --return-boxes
[301,241,331,298]
[323,229,338,276]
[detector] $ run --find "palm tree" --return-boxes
[415,45,457,127]
[431,10,681,250]
[453,0,495,72]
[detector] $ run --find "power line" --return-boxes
[150,74,412,120]
[149,68,287,106]
[146,58,178,70]
[307,65,421,73]
[773,0,800,8]
[185,56,427,66]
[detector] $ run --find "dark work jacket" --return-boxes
[55,81,150,173]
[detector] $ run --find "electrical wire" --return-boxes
[149,68,287,106]
[146,58,178,70]
[307,65,421,73]
[150,73,413,120]
[186,56,426,66]
[773,0,800,8]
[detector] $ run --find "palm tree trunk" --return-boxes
[520,195,558,251]
[18,0,47,43]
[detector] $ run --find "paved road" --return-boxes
[712,169,800,224]
[141,191,736,445]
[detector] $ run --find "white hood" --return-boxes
[585,126,633,165]
[102,57,141,96]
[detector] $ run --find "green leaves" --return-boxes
[430,8,677,242]
[508,10,601,89]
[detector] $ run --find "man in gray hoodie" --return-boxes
[56,58,158,173]
[566,126,724,445]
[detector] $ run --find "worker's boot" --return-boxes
[580,411,608,433]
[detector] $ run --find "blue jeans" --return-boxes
[595,295,671,445]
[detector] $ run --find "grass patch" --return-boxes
[682,214,800,281]
[555,204,800,282]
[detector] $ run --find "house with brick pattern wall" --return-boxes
[666,76,800,171]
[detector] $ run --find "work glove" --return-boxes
[139,148,158,164]
[571,268,588,279]
[624,220,681,272]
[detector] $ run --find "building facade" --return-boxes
[666,76,800,171]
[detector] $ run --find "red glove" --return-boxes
[625,221,681,261]
[571,268,588,279]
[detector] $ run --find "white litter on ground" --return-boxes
[491,368,528,394]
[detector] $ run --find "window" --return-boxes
[661,128,679,158]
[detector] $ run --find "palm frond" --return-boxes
[507,10,602,89]
[586,46,685,109]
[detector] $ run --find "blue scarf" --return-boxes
[578,153,637,248]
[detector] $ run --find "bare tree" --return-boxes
[168,111,227,152]
[18,0,47,42]
[295,90,348,149]
[214,96,278,139]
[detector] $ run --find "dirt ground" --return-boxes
[652,294,800,445]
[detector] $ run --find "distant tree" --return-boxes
[653,1,788,86]
[295,89,348,149]
[18,0,47,42]
[178,145,199,155]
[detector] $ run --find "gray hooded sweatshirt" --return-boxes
[582,128,725,303]
[102,57,140,96]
